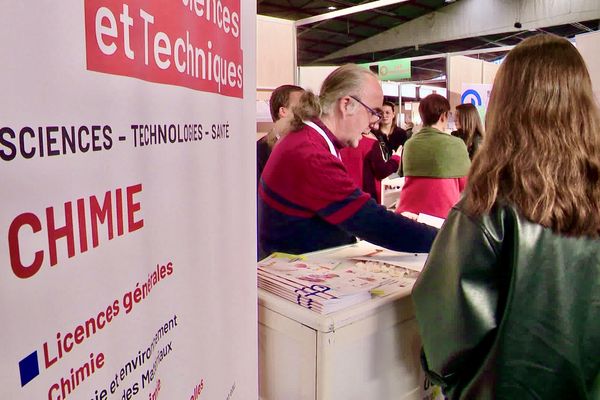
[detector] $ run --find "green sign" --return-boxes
[360,59,411,80]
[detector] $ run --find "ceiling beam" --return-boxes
[469,31,525,50]
[298,25,369,40]
[406,0,436,12]
[329,0,398,17]
[296,0,410,26]
[571,21,594,32]
[258,1,318,18]
[297,18,394,38]
[325,0,410,23]
[317,0,600,62]
[299,37,350,47]
[476,36,512,47]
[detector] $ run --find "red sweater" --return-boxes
[395,176,467,219]
[258,119,438,259]
[340,134,400,203]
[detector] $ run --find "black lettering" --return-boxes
[130,125,139,147]
[20,127,36,159]
[62,126,76,154]
[103,125,113,150]
[0,127,17,161]
[78,126,90,152]
[46,126,60,156]
[91,125,102,151]
[38,127,44,157]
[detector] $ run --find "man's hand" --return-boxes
[392,145,403,158]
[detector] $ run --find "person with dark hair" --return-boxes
[372,100,408,160]
[256,84,304,184]
[413,35,600,399]
[404,120,414,140]
[258,64,438,259]
[340,122,401,203]
[395,93,470,219]
[451,102,484,159]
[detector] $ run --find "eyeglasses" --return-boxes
[349,95,383,123]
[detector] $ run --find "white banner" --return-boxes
[1,1,257,399]
[460,83,492,108]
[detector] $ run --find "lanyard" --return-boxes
[303,120,339,159]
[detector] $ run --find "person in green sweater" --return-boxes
[395,93,470,219]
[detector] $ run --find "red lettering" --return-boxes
[74,325,85,345]
[46,203,75,267]
[90,191,114,248]
[106,304,114,323]
[59,372,72,398]
[116,188,124,236]
[63,333,74,353]
[8,212,44,278]
[43,341,58,369]
[7,184,143,278]
[48,383,60,400]
[127,184,143,232]
[97,311,106,330]
[77,198,88,253]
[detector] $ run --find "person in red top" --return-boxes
[340,123,401,203]
[395,94,470,219]
[258,64,437,259]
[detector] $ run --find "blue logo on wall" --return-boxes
[461,89,483,105]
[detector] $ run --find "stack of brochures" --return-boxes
[258,245,427,314]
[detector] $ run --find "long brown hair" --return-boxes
[455,103,484,151]
[466,34,600,237]
[380,100,397,132]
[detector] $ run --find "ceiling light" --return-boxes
[327,6,337,10]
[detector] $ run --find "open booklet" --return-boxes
[258,244,427,314]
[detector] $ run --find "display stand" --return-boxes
[258,243,432,400]
[381,174,405,209]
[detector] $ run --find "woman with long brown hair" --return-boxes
[373,100,407,160]
[451,102,484,159]
[413,34,600,399]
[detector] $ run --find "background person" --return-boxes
[413,35,600,400]
[451,102,484,159]
[340,122,401,204]
[373,100,407,161]
[256,84,304,184]
[395,94,470,219]
[404,120,415,140]
[258,64,437,259]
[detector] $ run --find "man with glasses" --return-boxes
[258,64,438,260]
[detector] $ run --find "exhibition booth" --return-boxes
[1,2,258,399]
[255,14,600,400]
[1,4,599,400]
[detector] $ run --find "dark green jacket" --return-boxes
[413,199,600,399]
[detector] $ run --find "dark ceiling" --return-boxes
[257,0,600,82]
